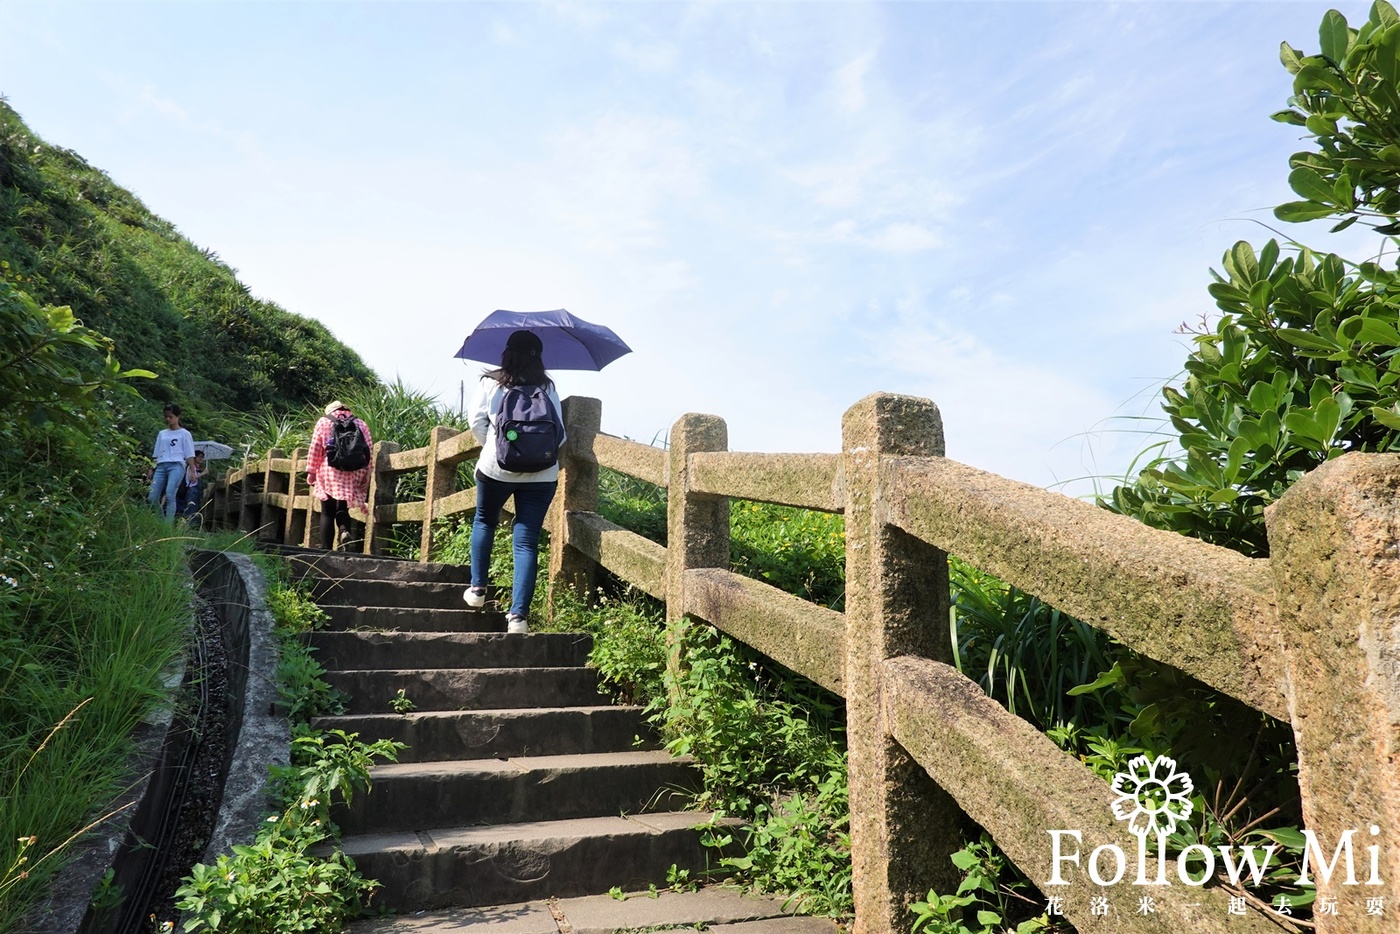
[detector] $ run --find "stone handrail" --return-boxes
[207,392,1400,934]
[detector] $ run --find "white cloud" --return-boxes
[865,222,942,253]
[610,38,677,73]
[834,51,874,115]
[491,20,516,45]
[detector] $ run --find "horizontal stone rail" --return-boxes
[567,429,668,488]
[436,428,480,465]
[881,456,1288,721]
[688,452,843,512]
[882,656,1278,934]
[386,446,430,472]
[563,511,666,600]
[682,567,845,695]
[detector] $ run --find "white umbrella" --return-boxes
[193,440,235,460]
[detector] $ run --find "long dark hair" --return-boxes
[486,330,552,388]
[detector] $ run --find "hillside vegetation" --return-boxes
[0,97,383,931]
[0,98,378,445]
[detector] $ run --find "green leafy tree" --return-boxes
[0,273,153,431]
[1109,1,1400,556]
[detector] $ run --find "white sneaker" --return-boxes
[464,586,487,608]
[506,615,528,635]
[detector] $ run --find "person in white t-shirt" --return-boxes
[146,403,196,522]
[462,330,566,634]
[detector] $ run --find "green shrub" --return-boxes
[1107,1,1400,557]
[174,729,402,933]
[910,836,1053,934]
[730,501,845,610]
[171,574,399,932]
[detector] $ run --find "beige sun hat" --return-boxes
[324,400,350,417]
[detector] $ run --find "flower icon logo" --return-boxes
[1110,754,1194,838]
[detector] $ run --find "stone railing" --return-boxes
[208,392,1400,934]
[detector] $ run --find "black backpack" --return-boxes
[325,414,371,471]
[494,385,562,473]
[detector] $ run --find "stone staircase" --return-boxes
[283,549,725,910]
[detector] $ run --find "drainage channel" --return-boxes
[82,598,224,934]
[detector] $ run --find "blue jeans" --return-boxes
[147,462,184,521]
[470,471,557,618]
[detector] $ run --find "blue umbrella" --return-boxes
[454,309,632,371]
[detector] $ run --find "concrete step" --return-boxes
[280,547,474,585]
[306,631,592,672]
[340,810,727,911]
[344,887,841,934]
[310,578,476,610]
[336,751,701,835]
[312,706,654,762]
[326,667,606,714]
[320,605,502,632]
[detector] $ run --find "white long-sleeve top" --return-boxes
[469,375,566,483]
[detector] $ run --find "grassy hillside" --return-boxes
[0,98,378,443]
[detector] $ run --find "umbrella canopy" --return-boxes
[193,440,235,460]
[454,309,631,371]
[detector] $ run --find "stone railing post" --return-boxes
[664,414,729,688]
[1265,452,1400,931]
[254,450,285,542]
[209,473,227,530]
[284,447,307,546]
[364,440,399,556]
[843,393,960,934]
[304,495,320,548]
[419,426,461,563]
[549,396,603,606]
[238,456,261,534]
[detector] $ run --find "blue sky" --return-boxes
[2,1,1379,494]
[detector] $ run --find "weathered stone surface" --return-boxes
[335,751,699,834]
[842,393,959,934]
[341,812,724,910]
[884,655,1280,932]
[346,900,559,934]
[321,605,502,632]
[1266,452,1400,932]
[560,889,827,931]
[564,511,666,599]
[305,631,592,671]
[325,667,606,714]
[311,578,474,609]
[880,455,1288,720]
[665,414,730,623]
[578,429,668,489]
[688,452,844,513]
[283,545,475,585]
[313,706,654,763]
[549,396,603,602]
[683,567,845,695]
[343,889,836,934]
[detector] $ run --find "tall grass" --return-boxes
[233,379,470,460]
[949,557,1117,731]
[0,506,190,931]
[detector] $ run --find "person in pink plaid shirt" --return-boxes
[306,400,373,550]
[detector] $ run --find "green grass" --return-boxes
[0,506,191,931]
